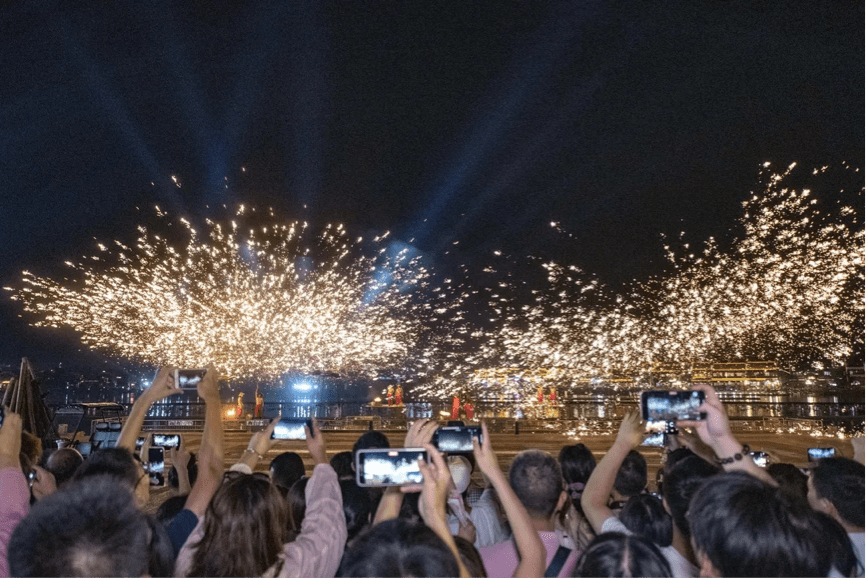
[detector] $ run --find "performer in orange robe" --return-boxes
[451,396,460,420]
[395,384,403,406]
[464,401,474,421]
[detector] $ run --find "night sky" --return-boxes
[1,1,863,365]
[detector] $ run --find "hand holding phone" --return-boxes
[152,433,182,448]
[432,426,482,453]
[174,369,208,390]
[271,418,312,440]
[147,446,166,487]
[641,391,706,422]
[355,448,427,487]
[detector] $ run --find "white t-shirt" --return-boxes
[601,516,699,578]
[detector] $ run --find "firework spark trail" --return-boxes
[8,208,468,378]
[441,164,864,399]
[6,165,864,396]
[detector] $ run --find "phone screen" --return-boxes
[641,391,706,422]
[751,452,769,467]
[174,369,207,390]
[153,434,181,448]
[807,447,836,462]
[433,426,482,453]
[271,419,311,440]
[356,448,427,487]
[148,447,165,486]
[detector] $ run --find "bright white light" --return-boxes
[293,382,313,392]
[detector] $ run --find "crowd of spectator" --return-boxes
[0,366,863,577]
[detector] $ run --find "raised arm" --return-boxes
[184,365,225,516]
[374,418,438,525]
[417,444,471,578]
[582,411,645,533]
[117,366,180,452]
[281,418,348,578]
[473,422,545,578]
[677,383,775,485]
[0,409,29,578]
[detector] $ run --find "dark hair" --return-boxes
[331,450,355,478]
[811,457,865,528]
[168,452,198,489]
[187,472,289,577]
[619,494,673,548]
[352,431,391,459]
[270,451,306,490]
[814,510,859,577]
[614,450,647,498]
[73,447,142,490]
[767,462,808,506]
[559,443,596,516]
[45,447,84,487]
[156,494,189,527]
[338,518,460,577]
[661,454,720,538]
[509,450,564,518]
[285,476,309,541]
[453,535,487,578]
[574,533,672,577]
[688,471,831,577]
[559,443,596,486]
[8,475,174,577]
[339,479,372,543]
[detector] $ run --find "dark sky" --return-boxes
[1,1,863,365]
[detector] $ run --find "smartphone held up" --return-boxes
[355,448,428,487]
[641,390,706,423]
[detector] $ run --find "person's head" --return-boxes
[45,447,84,487]
[168,452,198,490]
[155,494,189,527]
[558,443,596,489]
[688,471,831,577]
[661,453,720,539]
[352,431,391,464]
[613,450,647,499]
[331,450,355,479]
[73,447,149,507]
[808,457,865,530]
[188,471,289,577]
[813,510,860,577]
[340,479,372,543]
[339,518,461,577]
[8,475,174,577]
[766,462,808,505]
[509,449,566,522]
[447,455,472,495]
[619,494,673,548]
[269,451,305,491]
[574,533,672,577]
[286,475,309,538]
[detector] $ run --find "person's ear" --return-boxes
[697,549,720,577]
[555,490,568,513]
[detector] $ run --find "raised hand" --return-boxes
[405,418,438,448]
[615,411,647,449]
[305,417,328,465]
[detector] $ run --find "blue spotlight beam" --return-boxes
[405,2,605,247]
